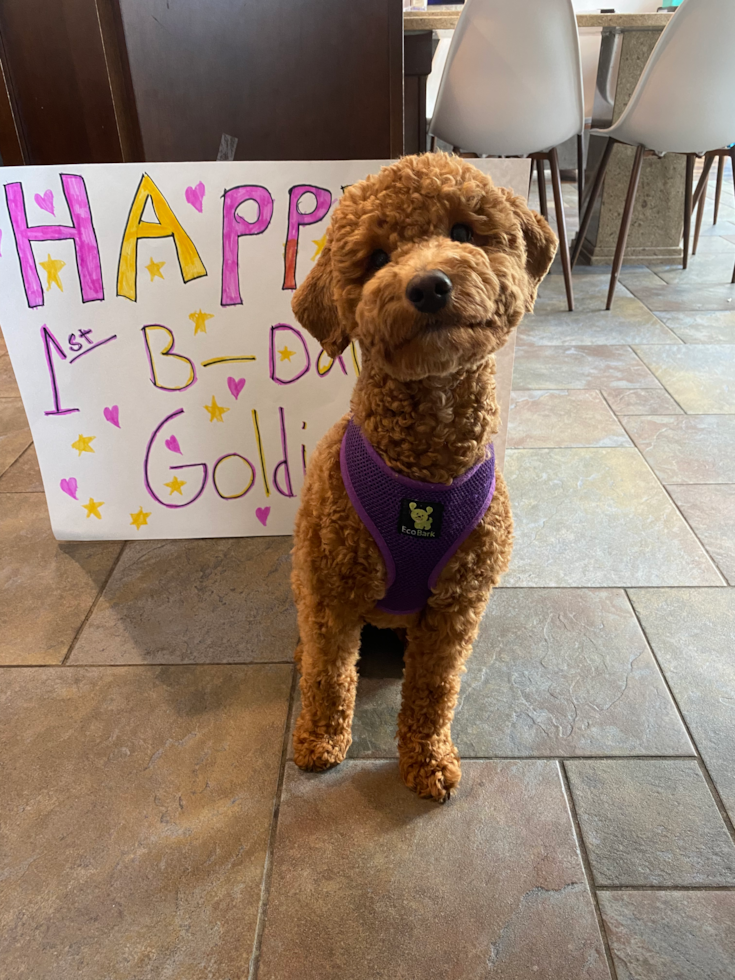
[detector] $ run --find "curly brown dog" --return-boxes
[290,153,556,802]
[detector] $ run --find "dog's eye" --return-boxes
[369,249,390,270]
[450,223,473,244]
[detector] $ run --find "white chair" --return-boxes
[572,0,735,307]
[429,0,585,311]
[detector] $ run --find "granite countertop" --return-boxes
[405,8,674,31]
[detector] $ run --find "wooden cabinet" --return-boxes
[0,0,405,165]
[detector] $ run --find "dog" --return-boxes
[290,153,556,802]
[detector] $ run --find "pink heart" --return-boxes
[185,181,206,213]
[103,405,120,428]
[227,376,246,400]
[60,477,78,500]
[255,507,270,527]
[165,435,182,455]
[35,190,55,216]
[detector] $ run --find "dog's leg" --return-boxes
[292,605,362,772]
[398,608,478,803]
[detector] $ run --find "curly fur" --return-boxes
[290,153,556,802]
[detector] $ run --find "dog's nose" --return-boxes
[406,271,453,315]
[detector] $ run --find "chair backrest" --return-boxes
[430,0,585,156]
[610,0,735,153]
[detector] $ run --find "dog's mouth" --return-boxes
[420,315,491,336]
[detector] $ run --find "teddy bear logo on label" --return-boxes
[398,499,444,539]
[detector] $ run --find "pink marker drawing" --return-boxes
[34,190,55,216]
[103,405,120,428]
[185,181,206,213]
[165,434,183,455]
[256,506,270,527]
[60,477,78,500]
[227,376,246,400]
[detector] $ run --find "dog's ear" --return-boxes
[291,242,350,358]
[498,188,558,311]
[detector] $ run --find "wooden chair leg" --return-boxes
[691,154,713,212]
[682,153,695,270]
[576,132,585,221]
[607,144,644,311]
[572,137,616,268]
[692,187,706,256]
[536,158,548,219]
[430,134,437,152]
[549,147,574,312]
[714,153,725,224]
[691,155,713,256]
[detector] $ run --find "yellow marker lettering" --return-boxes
[118,174,206,301]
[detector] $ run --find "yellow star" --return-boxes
[279,346,296,362]
[189,309,214,335]
[40,254,65,292]
[146,257,166,281]
[164,475,187,495]
[311,233,327,261]
[71,434,95,456]
[130,506,151,529]
[82,497,104,519]
[204,396,229,423]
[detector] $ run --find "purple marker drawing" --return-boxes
[5,175,104,308]
[255,506,270,527]
[164,435,182,454]
[103,405,120,428]
[269,323,310,386]
[34,190,55,216]
[41,324,79,416]
[282,184,331,290]
[273,406,295,497]
[227,376,246,400]
[60,477,78,499]
[68,334,116,364]
[143,408,208,508]
[185,181,206,213]
[221,185,274,306]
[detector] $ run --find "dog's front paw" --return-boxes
[399,741,461,803]
[293,716,351,772]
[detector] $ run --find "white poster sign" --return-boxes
[0,159,528,540]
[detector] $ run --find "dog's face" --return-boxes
[292,153,557,381]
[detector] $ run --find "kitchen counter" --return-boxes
[404,8,674,31]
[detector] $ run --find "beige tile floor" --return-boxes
[2,165,735,979]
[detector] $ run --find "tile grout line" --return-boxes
[0,439,33,482]
[597,884,735,892]
[624,344,691,414]
[558,760,619,980]
[656,481,732,585]
[61,542,128,666]
[247,662,298,980]
[613,424,729,586]
[623,590,735,847]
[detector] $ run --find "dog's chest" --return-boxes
[340,419,495,616]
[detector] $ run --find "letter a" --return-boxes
[117,174,207,301]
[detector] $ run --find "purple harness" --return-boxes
[340,419,496,615]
